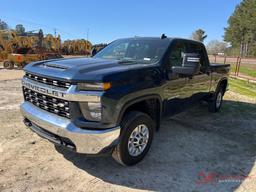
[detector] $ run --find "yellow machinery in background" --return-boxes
[4,51,62,69]
[1,29,93,69]
[0,30,16,61]
[44,34,61,52]
[62,39,92,55]
[1,29,62,69]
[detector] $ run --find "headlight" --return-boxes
[79,102,102,121]
[77,82,111,91]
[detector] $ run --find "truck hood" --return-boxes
[24,57,152,82]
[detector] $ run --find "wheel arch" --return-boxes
[217,77,228,93]
[117,94,163,130]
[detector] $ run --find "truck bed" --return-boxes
[210,63,230,68]
[209,63,230,73]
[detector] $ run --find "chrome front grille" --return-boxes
[23,87,70,118]
[25,73,71,88]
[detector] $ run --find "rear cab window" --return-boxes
[168,40,209,72]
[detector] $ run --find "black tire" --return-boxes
[3,61,14,69]
[112,111,155,166]
[208,86,224,113]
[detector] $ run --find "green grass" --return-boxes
[230,64,256,78]
[238,66,256,77]
[229,78,256,98]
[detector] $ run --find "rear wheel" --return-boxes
[112,111,155,166]
[208,87,224,113]
[3,60,14,69]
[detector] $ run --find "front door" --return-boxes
[163,40,193,115]
[185,42,211,100]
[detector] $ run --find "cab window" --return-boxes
[168,40,208,73]
[187,43,206,67]
[169,41,186,67]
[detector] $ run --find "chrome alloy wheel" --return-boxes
[216,91,223,109]
[128,124,149,157]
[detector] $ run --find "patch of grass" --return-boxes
[238,66,256,77]
[230,64,256,77]
[229,78,256,98]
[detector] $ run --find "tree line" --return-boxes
[191,0,256,57]
[224,0,256,56]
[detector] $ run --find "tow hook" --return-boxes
[23,118,32,127]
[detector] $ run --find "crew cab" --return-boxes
[20,36,230,166]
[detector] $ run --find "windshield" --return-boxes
[93,38,170,64]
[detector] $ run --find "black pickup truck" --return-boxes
[21,36,230,166]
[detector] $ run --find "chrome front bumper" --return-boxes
[20,102,120,154]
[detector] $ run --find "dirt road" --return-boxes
[0,69,256,192]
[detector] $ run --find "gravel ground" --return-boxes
[0,69,256,192]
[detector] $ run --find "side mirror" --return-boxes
[172,53,200,75]
[92,49,97,57]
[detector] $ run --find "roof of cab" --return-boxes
[115,36,203,45]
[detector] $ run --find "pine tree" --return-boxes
[224,0,256,56]
[15,24,25,34]
[191,29,207,42]
[0,19,8,30]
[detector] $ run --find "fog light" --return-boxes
[79,102,102,121]
[90,111,101,121]
[88,102,101,121]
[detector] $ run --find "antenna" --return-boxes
[87,28,89,41]
[54,28,57,37]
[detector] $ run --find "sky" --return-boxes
[0,0,241,44]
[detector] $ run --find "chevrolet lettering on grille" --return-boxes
[22,80,66,98]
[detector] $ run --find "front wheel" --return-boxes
[112,111,155,166]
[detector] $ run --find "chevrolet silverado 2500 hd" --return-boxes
[21,36,230,166]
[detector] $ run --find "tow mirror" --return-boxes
[172,53,200,75]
